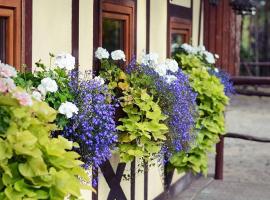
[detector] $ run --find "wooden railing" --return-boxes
[215,76,270,180]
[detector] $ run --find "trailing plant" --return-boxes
[126,54,198,161]
[62,70,117,169]
[96,48,168,163]
[0,68,91,199]
[170,44,229,175]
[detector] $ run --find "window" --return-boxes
[169,17,192,56]
[0,0,21,69]
[94,0,136,63]
[167,2,192,56]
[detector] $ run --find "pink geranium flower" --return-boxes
[0,78,16,93]
[13,91,33,106]
[0,62,17,78]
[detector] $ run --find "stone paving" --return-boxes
[174,94,270,199]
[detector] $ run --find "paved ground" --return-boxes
[175,94,270,199]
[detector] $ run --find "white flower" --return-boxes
[95,47,109,60]
[58,101,79,119]
[93,76,105,85]
[165,59,178,73]
[181,43,197,54]
[141,52,159,66]
[0,78,16,93]
[38,77,58,93]
[154,63,167,77]
[214,68,219,73]
[111,50,126,61]
[0,62,17,78]
[37,84,47,96]
[196,45,206,53]
[54,53,75,70]
[203,51,215,64]
[214,54,219,59]
[164,75,177,84]
[32,91,42,101]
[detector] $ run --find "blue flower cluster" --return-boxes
[62,71,117,169]
[209,68,235,97]
[141,66,197,157]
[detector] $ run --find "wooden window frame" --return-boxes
[93,0,136,71]
[0,0,21,69]
[168,17,192,56]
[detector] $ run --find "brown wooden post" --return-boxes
[215,135,224,180]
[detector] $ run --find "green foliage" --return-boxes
[0,93,91,199]
[117,88,168,163]
[14,59,74,128]
[170,53,229,175]
[99,59,168,163]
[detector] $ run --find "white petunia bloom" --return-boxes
[154,63,167,77]
[195,45,206,54]
[37,84,47,96]
[111,50,126,61]
[39,77,58,93]
[32,91,42,101]
[93,76,105,85]
[165,59,179,73]
[0,62,17,78]
[214,68,219,73]
[181,43,197,54]
[203,51,215,64]
[54,53,75,70]
[58,101,79,119]
[141,52,159,66]
[164,75,178,84]
[95,47,110,60]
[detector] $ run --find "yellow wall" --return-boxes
[79,0,94,72]
[170,0,191,8]
[32,0,72,68]
[192,0,201,46]
[149,0,167,61]
[136,0,147,58]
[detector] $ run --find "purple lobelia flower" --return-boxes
[62,70,117,169]
[134,64,197,161]
[209,68,235,97]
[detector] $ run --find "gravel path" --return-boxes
[209,94,270,184]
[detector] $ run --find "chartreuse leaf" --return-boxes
[171,50,229,175]
[117,88,168,163]
[0,92,91,199]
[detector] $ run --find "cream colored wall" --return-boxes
[136,0,147,58]
[149,0,167,61]
[170,0,191,8]
[192,0,204,46]
[32,0,72,68]
[79,0,94,72]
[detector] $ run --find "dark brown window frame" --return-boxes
[168,17,192,56]
[0,0,32,71]
[93,0,136,74]
[167,0,193,57]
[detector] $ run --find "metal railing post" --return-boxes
[215,135,224,180]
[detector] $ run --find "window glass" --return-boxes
[0,17,6,63]
[171,33,185,55]
[102,18,124,53]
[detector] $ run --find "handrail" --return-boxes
[225,133,270,143]
[231,76,270,85]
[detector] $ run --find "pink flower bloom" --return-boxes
[0,62,17,78]
[13,92,33,106]
[0,78,16,93]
